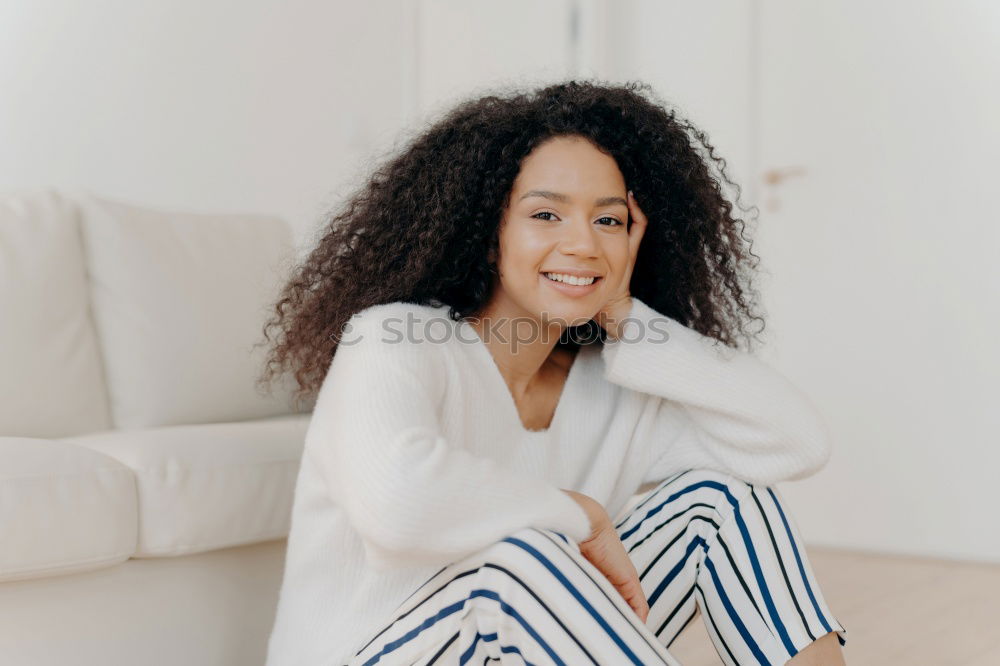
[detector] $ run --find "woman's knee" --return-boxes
[675,469,808,558]
[649,467,755,504]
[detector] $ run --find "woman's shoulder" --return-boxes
[324,301,456,393]
[348,299,448,323]
[345,300,452,333]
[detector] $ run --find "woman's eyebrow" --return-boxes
[518,190,627,207]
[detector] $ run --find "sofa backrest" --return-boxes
[0,189,304,436]
[0,190,113,437]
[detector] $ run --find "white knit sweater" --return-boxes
[264,297,833,666]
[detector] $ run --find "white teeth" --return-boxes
[543,272,596,286]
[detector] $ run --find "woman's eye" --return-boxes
[596,216,623,227]
[532,211,558,221]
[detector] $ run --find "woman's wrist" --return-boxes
[561,489,609,541]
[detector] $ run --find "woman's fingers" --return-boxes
[571,494,650,623]
[626,190,648,257]
[580,526,650,623]
[617,562,649,622]
[618,190,648,300]
[618,571,648,622]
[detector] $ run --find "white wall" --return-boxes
[0,1,416,251]
[605,1,755,202]
[415,0,575,117]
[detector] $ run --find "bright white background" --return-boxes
[2,0,997,563]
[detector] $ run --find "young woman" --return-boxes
[260,81,848,665]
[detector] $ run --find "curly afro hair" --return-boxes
[259,79,765,406]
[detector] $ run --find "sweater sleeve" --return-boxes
[307,306,593,571]
[600,297,834,486]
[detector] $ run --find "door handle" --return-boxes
[762,166,808,185]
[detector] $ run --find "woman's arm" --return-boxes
[601,297,833,486]
[308,306,592,570]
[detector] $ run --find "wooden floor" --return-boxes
[666,545,1000,665]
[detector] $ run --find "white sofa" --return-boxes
[0,190,313,665]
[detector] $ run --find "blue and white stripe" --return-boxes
[348,468,847,665]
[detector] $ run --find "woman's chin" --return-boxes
[535,300,598,328]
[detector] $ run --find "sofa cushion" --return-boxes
[65,414,310,557]
[77,194,302,429]
[0,190,112,437]
[0,437,137,582]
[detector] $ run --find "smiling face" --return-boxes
[486,134,631,331]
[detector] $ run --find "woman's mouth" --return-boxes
[540,272,602,296]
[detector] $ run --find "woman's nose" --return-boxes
[558,218,599,257]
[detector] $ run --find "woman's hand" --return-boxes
[594,190,649,340]
[563,490,650,624]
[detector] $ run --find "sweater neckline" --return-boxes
[459,319,586,436]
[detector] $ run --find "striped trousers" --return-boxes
[348,468,848,665]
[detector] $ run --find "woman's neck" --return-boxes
[465,301,567,402]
